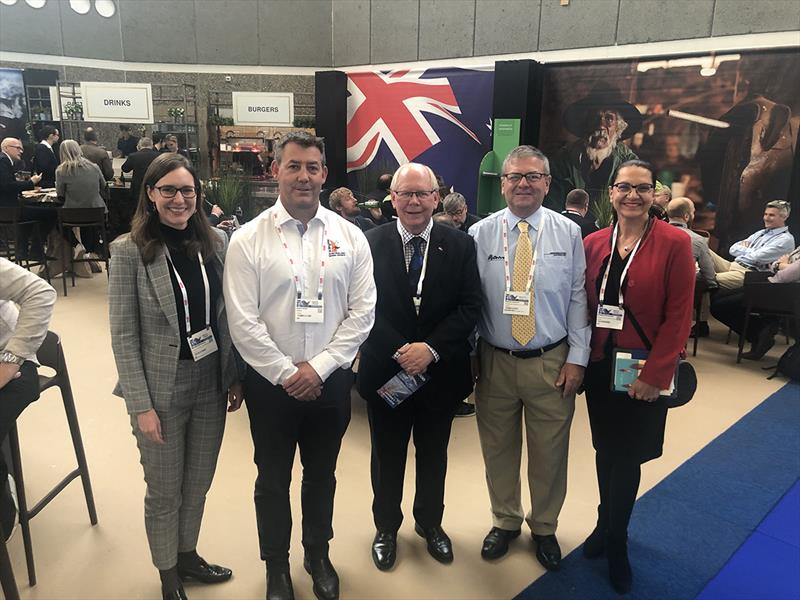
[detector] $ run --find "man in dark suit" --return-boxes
[358,163,482,571]
[1,137,49,259]
[32,126,59,188]
[121,137,160,203]
[561,188,599,239]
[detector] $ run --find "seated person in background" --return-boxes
[651,181,671,221]
[711,245,800,360]
[709,200,795,290]
[32,126,59,188]
[117,124,140,158]
[561,188,599,239]
[80,128,114,181]
[329,186,375,232]
[56,140,108,267]
[443,192,479,233]
[0,257,56,540]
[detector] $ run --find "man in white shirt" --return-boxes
[223,132,376,600]
[0,258,56,540]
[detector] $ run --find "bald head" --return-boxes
[667,197,695,223]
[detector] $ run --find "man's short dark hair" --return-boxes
[120,124,131,132]
[39,125,57,141]
[83,128,98,143]
[565,189,590,208]
[152,132,163,145]
[274,131,326,165]
[376,173,392,191]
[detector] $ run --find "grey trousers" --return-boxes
[131,354,226,570]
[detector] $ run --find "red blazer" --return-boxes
[584,219,695,390]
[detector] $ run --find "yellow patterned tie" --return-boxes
[512,221,535,345]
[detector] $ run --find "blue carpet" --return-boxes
[697,480,800,600]
[515,382,800,600]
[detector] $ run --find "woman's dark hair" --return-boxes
[612,159,656,185]
[130,153,219,264]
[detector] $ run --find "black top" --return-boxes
[160,224,221,359]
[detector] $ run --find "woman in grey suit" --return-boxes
[55,139,108,257]
[109,154,242,600]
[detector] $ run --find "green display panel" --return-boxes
[477,118,520,215]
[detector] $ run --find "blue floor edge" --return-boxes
[515,381,800,600]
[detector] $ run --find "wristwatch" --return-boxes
[0,351,25,366]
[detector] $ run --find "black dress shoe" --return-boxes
[371,530,397,571]
[481,527,521,560]
[414,523,454,564]
[532,534,562,571]
[742,324,778,360]
[303,556,339,600]
[455,400,476,417]
[162,585,188,600]
[267,569,294,600]
[177,556,232,583]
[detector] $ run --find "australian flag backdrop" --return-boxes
[346,67,494,212]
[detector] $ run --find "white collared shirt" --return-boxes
[223,199,376,386]
[40,140,52,150]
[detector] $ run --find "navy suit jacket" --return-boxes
[0,154,34,207]
[357,221,482,409]
[32,143,58,188]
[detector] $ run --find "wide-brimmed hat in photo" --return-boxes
[562,82,643,140]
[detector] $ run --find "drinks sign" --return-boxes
[232,92,294,126]
[80,82,154,123]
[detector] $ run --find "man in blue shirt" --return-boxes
[711,200,795,289]
[468,145,591,572]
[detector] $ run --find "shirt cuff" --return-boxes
[308,351,340,383]
[566,346,590,367]
[424,343,440,362]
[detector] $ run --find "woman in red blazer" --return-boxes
[581,160,695,594]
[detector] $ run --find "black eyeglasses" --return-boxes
[394,190,436,200]
[153,185,197,199]
[612,183,655,195]
[502,172,549,184]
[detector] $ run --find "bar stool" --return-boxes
[57,207,109,296]
[7,330,98,586]
[0,206,53,283]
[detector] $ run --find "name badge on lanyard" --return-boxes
[501,217,540,316]
[164,247,218,362]
[595,224,645,330]
[412,238,431,316]
[274,214,328,324]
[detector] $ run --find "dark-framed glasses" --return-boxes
[502,172,549,184]
[612,182,655,195]
[394,190,435,200]
[153,185,197,199]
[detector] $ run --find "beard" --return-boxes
[585,129,619,167]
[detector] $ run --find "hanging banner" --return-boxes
[80,81,153,123]
[345,67,494,212]
[232,92,294,127]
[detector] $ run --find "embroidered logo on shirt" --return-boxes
[327,240,346,257]
[487,254,503,261]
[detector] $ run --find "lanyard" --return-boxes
[599,223,646,308]
[274,213,326,300]
[502,216,543,292]
[411,236,432,298]
[164,247,211,336]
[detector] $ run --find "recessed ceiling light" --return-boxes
[69,0,90,14]
[0,0,19,7]
[94,0,115,17]
[24,0,47,7]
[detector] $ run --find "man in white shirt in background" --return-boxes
[223,132,376,600]
[0,258,56,540]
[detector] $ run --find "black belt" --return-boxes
[490,337,567,359]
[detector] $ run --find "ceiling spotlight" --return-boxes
[0,0,19,6]
[699,67,717,77]
[69,0,90,14]
[24,0,46,7]
[94,0,115,17]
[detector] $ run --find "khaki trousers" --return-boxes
[710,251,749,290]
[475,339,574,535]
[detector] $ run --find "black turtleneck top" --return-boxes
[160,224,221,360]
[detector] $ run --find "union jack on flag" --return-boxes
[345,67,494,208]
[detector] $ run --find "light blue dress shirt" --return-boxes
[729,226,795,271]
[468,207,591,366]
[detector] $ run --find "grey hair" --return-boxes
[766,200,791,218]
[442,192,467,213]
[390,162,438,191]
[137,137,153,150]
[502,145,550,175]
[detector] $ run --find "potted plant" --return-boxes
[205,171,249,220]
[167,106,186,123]
[63,101,83,120]
[591,188,615,229]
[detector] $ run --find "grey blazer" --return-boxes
[109,228,238,414]
[55,163,108,212]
